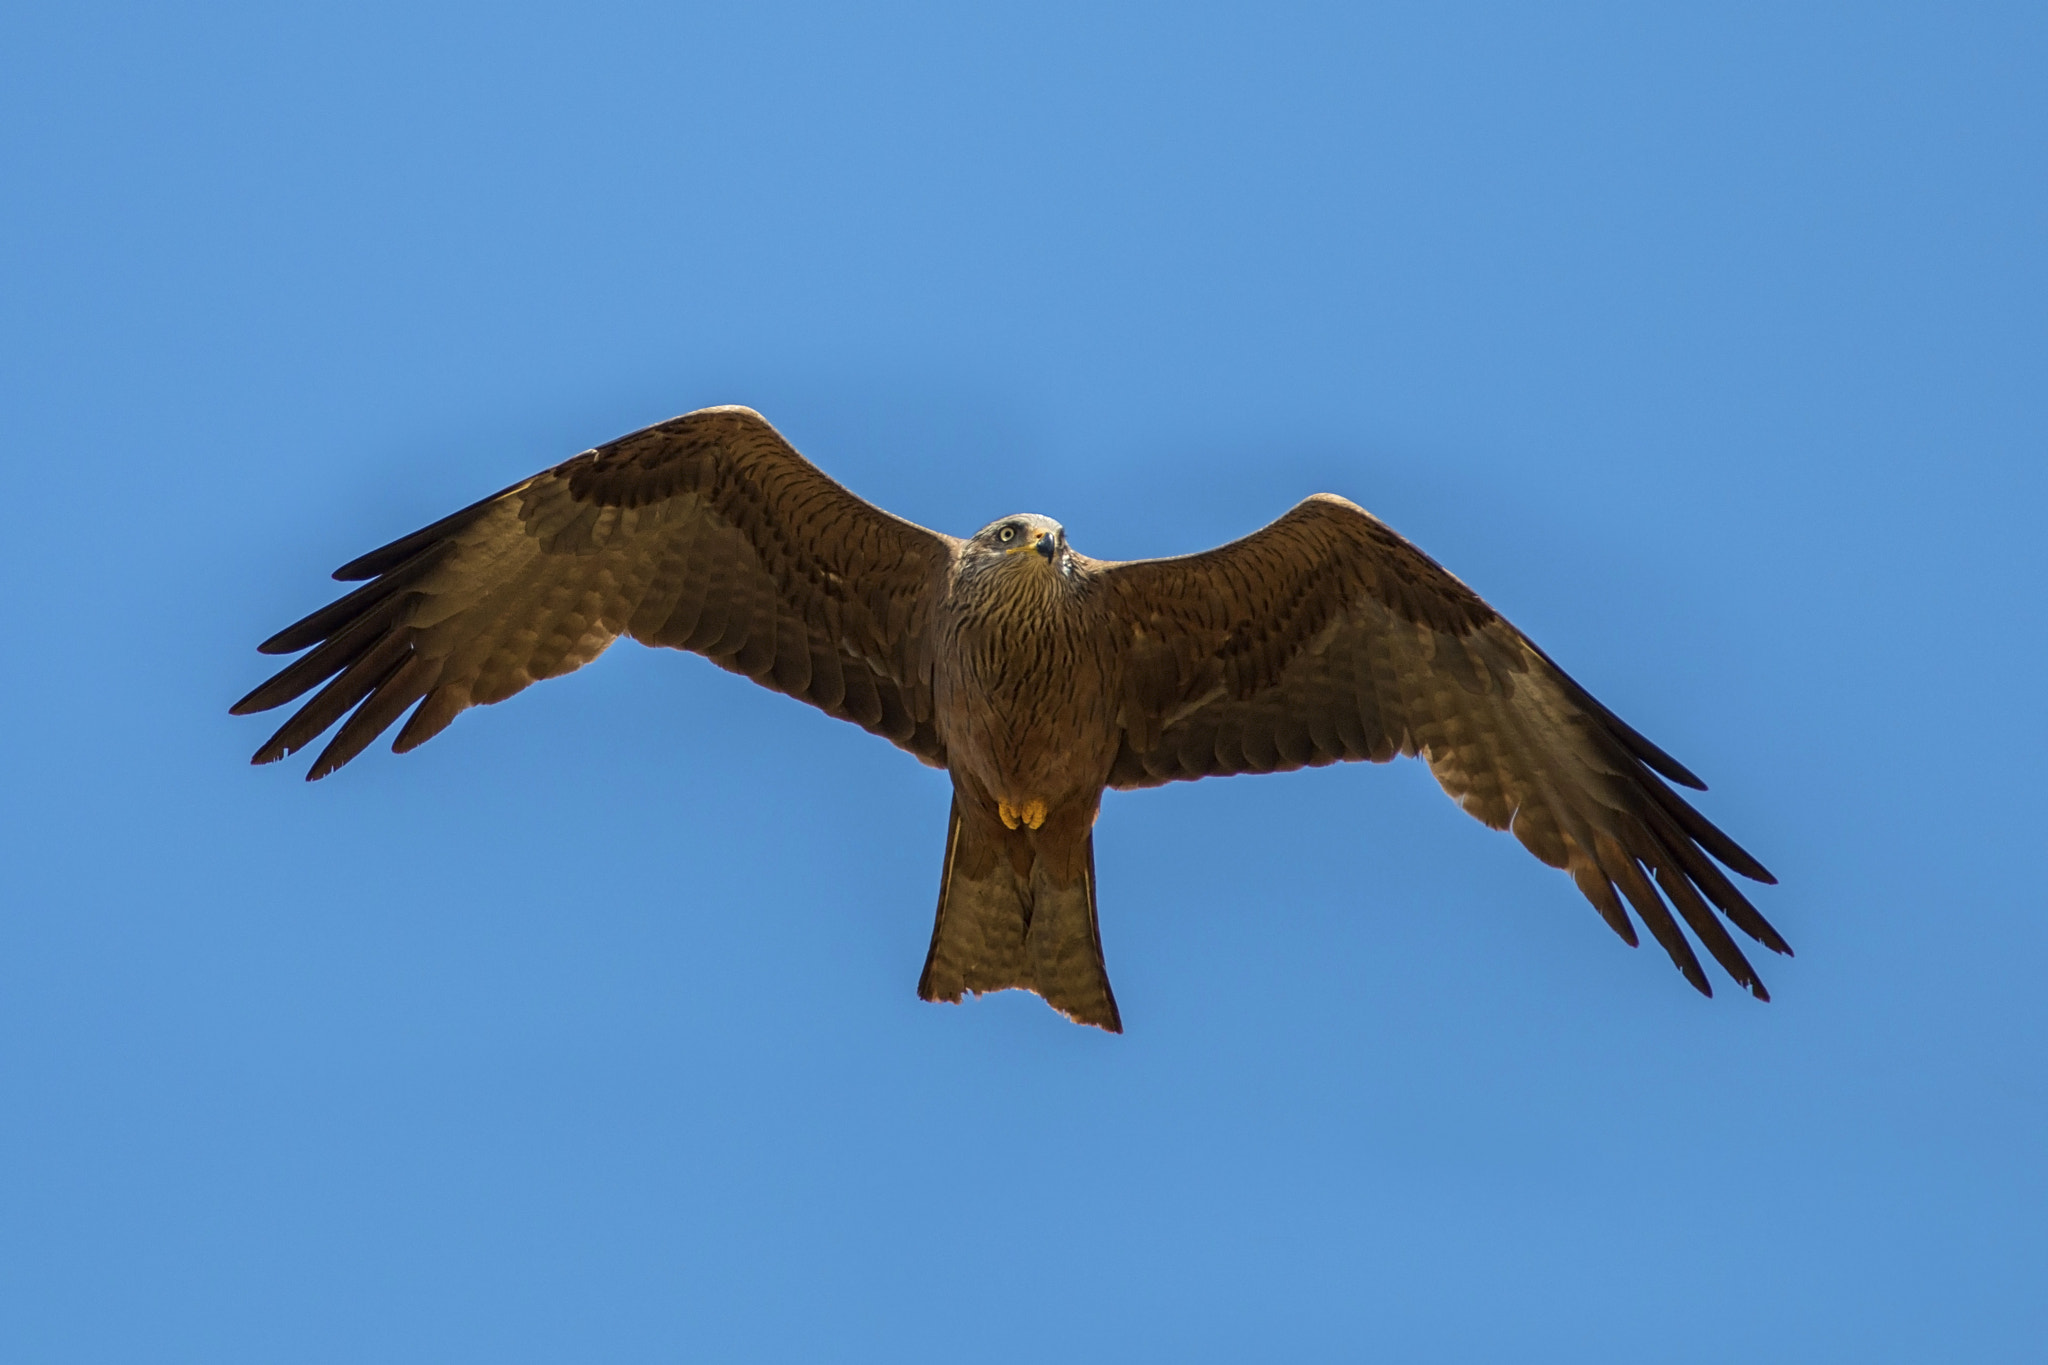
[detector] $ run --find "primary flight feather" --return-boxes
[235,405,1785,1031]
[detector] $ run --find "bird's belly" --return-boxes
[940,659,1117,810]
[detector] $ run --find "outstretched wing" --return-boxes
[234,406,957,777]
[1094,494,1787,999]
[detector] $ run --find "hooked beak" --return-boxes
[1005,527,1059,562]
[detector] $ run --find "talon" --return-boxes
[1022,799,1047,830]
[998,801,1021,830]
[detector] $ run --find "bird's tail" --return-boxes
[917,797,1122,1032]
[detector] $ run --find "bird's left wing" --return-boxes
[234,406,957,777]
[1092,494,1787,999]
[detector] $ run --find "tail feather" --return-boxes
[917,799,1122,1032]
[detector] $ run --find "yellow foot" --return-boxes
[997,799,1049,831]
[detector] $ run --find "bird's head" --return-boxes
[967,515,1069,577]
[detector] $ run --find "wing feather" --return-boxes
[1096,493,1785,999]
[236,406,956,776]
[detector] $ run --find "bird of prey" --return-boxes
[234,405,1785,1031]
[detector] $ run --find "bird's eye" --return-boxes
[998,526,1016,543]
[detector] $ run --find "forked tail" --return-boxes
[917,798,1122,1032]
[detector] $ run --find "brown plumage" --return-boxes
[234,405,1786,1031]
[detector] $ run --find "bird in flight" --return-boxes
[235,406,1785,1031]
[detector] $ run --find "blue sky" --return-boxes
[3,2,2043,1359]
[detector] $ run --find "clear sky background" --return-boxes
[3,2,2043,1360]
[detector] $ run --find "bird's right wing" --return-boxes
[1092,494,1787,999]
[233,406,957,778]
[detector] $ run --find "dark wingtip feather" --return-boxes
[1652,755,1706,791]
[1607,850,1713,996]
[333,554,392,582]
[302,656,432,780]
[1649,849,1768,1003]
[330,481,521,580]
[261,543,451,655]
[1693,819,1776,885]
[1522,641,1710,789]
[1639,763,1777,885]
[334,531,434,582]
[1604,709,1705,790]
[1574,867,1640,947]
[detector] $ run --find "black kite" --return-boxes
[234,407,1785,1030]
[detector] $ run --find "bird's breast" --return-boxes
[935,599,1119,806]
